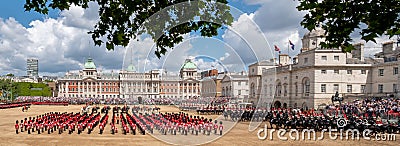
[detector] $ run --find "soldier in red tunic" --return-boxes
[219,121,223,135]
[124,125,130,135]
[131,123,136,135]
[213,120,218,134]
[68,123,74,134]
[15,120,19,134]
[195,122,199,135]
[76,123,81,134]
[183,123,188,135]
[20,120,24,133]
[99,123,104,134]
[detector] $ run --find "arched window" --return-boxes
[251,83,255,97]
[302,77,310,96]
[283,83,288,96]
[276,81,282,96]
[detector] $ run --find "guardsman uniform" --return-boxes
[213,121,218,134]
[99,123,104,134]
[195,123,199,135]
[20,120,24,132]
[124,125,129,135]
[15,121,19,134]
[219,121,223,135]
[132,123,136,135]
[183,123,188,135]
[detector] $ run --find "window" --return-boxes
[251,83,255,97]
[321,56,327,60]
[334,56,339,61]
[303,78,310,96]
[361,70,366,74]
[394,67,398,75]
[304,58,308,64]
[378,84,383,93]
[379,69,384,76]
[238,90,241,95]
[252,68,255,73]
[393,84,398,93]
[276,83,282,96]
[361,85,366,93]
[334,70,339,74]
[295,83,298,96]
[347,85,352,93]
[333,84,339,92]
[284,84,287,96]
[347,70,352,74]
[321,70,327,74]
[321,84,326,93]
[238,81,241,85]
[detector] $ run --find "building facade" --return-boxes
[260,27,400,109]
[119,64,161,100]
[57,58,120,98]
[58,57,202,100]
[221,73,249,102]
[179,59,201,99]
[248,60,275,104]
[201,74,224,97]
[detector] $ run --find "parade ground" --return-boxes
[0,105,398,146]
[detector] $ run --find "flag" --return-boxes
[289,40,295,50]
[274,45,280,52]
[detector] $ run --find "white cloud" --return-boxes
[0,2,125,76]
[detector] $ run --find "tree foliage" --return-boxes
[0,79,52,98]
[297,0,400,52]
[24,0,233,58]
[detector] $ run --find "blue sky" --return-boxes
[0,0,259,28]
[0,0,60,27]
[0,0,386,76]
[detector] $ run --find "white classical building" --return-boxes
[221,73,249,102]
[260,27,400,109]
[119,64,160,100]
[248,60,275,104]
[179,59,201,99]
[58,57,202,100]
[120,58,201,100]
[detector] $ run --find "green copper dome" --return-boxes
[181,59,197,69]
[84,58,96,69]
[126,64,136,72]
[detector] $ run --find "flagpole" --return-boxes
[278,49,281,65]
[287,39,290,57]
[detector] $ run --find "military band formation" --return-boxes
[11,95,400,138]
[14,104,225,136]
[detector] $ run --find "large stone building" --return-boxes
[260,27,400,109]
[119,64,160,100]
[179,59,201,99]
[248,60,275,104]
[57,58,120,98]
[58,57,201,100]
[221,73,249,102]
[201,73,224,98]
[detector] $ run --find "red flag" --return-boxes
[274,45,280,52]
